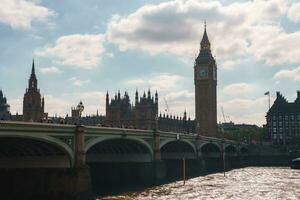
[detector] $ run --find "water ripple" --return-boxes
[98,167,300,200]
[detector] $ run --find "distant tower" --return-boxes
[0,89,10,120]
[194,22,217,136]
[135,89,139,105]
[106,91,109,106]
[23,60,46,122]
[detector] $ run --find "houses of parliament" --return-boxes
[0,26,217,136]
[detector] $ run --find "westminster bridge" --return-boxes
[0,121,249,199]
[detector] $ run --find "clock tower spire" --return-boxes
[194,22,217,137]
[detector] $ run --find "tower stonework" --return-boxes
[0,90,10,120]
[194,24,217,136]
[23,60,46,122]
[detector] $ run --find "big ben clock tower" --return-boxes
[194,23,217,137]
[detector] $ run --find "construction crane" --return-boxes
[221,106,226,123]
[163,97,170,114]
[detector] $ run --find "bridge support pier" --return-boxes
[145,131,166,184]
[0,168,95,200]
[196,138,206,174]
[138,161,166,185]
[72,125,94,200]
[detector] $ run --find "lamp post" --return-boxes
[221,123,226,177]
[196,121,200,136]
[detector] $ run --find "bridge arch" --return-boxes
[0,134,74,168]
[200,142,222,153]
[160,139,197,153]
[200,142,222,170]
[240,147,249,154]
[85,136,153,163]
[225,145,237,153]
[160,139,197,160]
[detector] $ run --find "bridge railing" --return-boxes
[85,125,153,135]
[0,120,76,134]
[0,121,246,147]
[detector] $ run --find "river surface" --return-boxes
[98,167,300,200]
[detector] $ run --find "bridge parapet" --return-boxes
[0,121,249,167]
[0,120,76,134]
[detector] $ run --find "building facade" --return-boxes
[133,90,158,130]
[158,112,195,134]
[0,90,10,120]
[105,90,158,129]
[23,60,47,122]
[266,91,300,145]
[194,24,217,136]
[105,90,195,132]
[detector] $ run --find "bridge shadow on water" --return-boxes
[90,159,230,198]
[89,141,245,197]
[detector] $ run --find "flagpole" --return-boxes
[268,92,270,110]
[265,91,270,110]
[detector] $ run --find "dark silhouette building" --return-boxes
[105,90,195,133]
[194,23,217,136]
[266,91,300,145]
[105,90,158,129]
[133,90,158,130]
[0,90,10,120]
[23,60,47,122]
[158,111,195,134]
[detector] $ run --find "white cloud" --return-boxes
[35,34,105,69]
[69,77,90,86]
[162,90,194,117]
[107,0,300,66]
[228,113,266,126]
[222,83,256,95]
[40,66,62,74]
[218,96,273,126]
[165,90,194,102]
[43,95,72,117]
[253,28,300,65]
[149,74,184,91]
[288,2,300,22]
[61,91,106,116]
[125,79,146,86]
[125,73,184,92]
[42,92,106,117]
[0,0,55,29]
[274,66,300,81]
[9,98,23,115]
[220,97,270,114]
[160,91,268,126]
[221,59,244,70]
[105,52,114,58]
[11,91,107,117]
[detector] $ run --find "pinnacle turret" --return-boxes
[200,21,210,50]
[28,59,38,91]
[31,59,36,78]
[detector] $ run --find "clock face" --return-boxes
[199,69,208,78]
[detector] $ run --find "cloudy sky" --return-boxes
[1,0,300,126]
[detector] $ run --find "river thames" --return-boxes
[98,167,300,200]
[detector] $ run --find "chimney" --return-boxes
[276,91,280,98]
